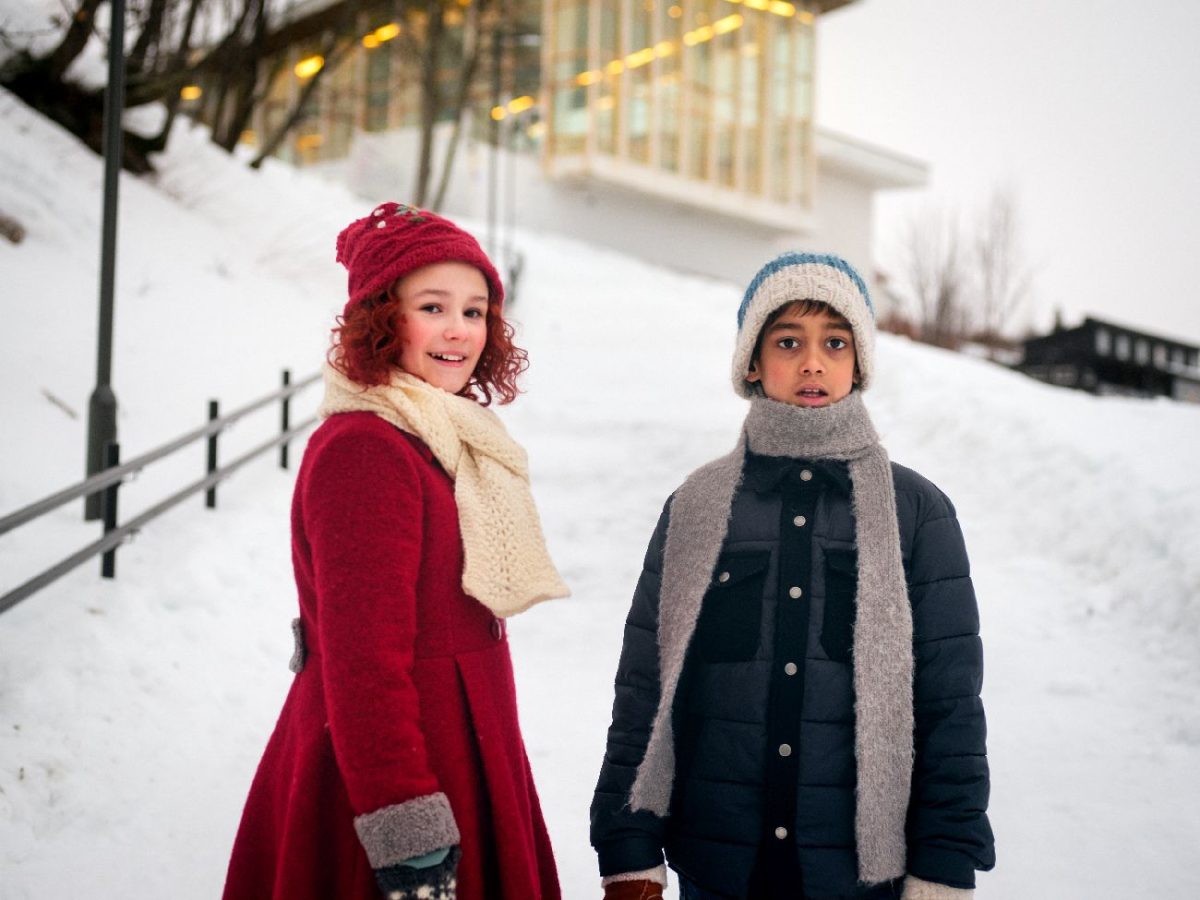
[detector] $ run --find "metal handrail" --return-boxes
[0,371,321,537]
[0,417,319,615]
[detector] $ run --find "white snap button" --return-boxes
[793,515,806,527]
[718,571,730,583]
[779,743,792,757]
[784,662,798,676]
[788,586,802,599]
[800,469,813,481]
[775,826,788,839]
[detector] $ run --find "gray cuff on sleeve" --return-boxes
[901,875,974,900]
[353,792,461,868]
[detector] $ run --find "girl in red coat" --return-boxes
[223,202,568,900]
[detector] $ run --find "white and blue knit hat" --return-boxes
[732,252,877,398]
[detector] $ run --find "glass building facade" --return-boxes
[543,0,818,209]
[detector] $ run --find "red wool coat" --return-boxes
[223,411,560,900]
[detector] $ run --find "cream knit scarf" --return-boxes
[318,364,569,617]
[629,391,913,885]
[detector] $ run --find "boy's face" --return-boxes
[746,305,857,407]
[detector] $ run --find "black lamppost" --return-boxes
[84,0,126,519]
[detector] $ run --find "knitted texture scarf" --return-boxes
[318,364,569,617]
[629,391,913,884]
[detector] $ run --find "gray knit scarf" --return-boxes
[629,391,913,884]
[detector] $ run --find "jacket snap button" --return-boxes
[718,571,731,583]
[784,662,798,676]
[788,586,802,599]
[775,826,788,839]
[778,743,792,757]
[799,469,813,481]
[793,515,806,527]
[490,618,504,640]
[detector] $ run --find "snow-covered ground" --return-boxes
[2,84,1200,899]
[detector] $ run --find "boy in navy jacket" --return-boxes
[591,254,994,900]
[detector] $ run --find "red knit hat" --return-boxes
[335,202,504,313]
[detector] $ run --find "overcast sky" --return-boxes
[816,0,1200,344]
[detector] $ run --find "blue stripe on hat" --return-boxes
[737,253,874,327]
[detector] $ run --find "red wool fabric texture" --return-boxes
[223,412,559,900]
[336,202,505,314]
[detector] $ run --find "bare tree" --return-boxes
[973,185,1033,344]
[901,205,968,349]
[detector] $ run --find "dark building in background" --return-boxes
[1018,317,1200,403]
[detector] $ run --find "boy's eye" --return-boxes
[827,337,848,350]
[778,337,800,350]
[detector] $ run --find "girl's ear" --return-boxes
[746,360,761,384]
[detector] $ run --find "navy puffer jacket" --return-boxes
[591,456,994,899]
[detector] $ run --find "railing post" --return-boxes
[101,441,120,578]
[280,369,291,469]
[206,400,219,508]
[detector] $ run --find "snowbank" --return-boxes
[2,86,1199,898]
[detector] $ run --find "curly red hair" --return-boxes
[329,290,528,406]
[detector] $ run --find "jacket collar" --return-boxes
[742,452,852,496]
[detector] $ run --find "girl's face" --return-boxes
[393,262,489,394]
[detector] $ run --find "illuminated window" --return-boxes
[545,0,816,207]
[1095,328,1111,356]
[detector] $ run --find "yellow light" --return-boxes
[605,59,625,75]
[445,9,464,25]
[683,30,700,46]
[527,122,546,139]
[362,34,380,48]
[741,41,760,57]
[375,23,401,42]
[507,95,536,114]
[668,4,682,16]
[713,13,743,34]
[743,0,768,10]
[654,40,676,57]
[768,1,795,16]
[798,9,814,24]
[179,85,202,101]
[239,129,256,145]
[294,55,325,79]
[594,96,615,111]
[491,106,507,120]
[575,69,602,86]
[625,47,656,69]
[296,133,323,151]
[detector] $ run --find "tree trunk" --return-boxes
[47,0,106,82]
[144,0,205,152]
[431,0,485,212]
[414,0,446,207]
[249,34,345,168]
[128,0,169,73]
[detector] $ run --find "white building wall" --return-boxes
[332,124,906,299]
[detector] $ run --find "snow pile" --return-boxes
[2,85,1200,898]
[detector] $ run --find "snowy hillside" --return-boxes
[2,85,1200,899]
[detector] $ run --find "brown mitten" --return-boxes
[603,879,665,900]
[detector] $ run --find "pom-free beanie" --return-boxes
[732,252,876,396]
[336,202,504,314]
